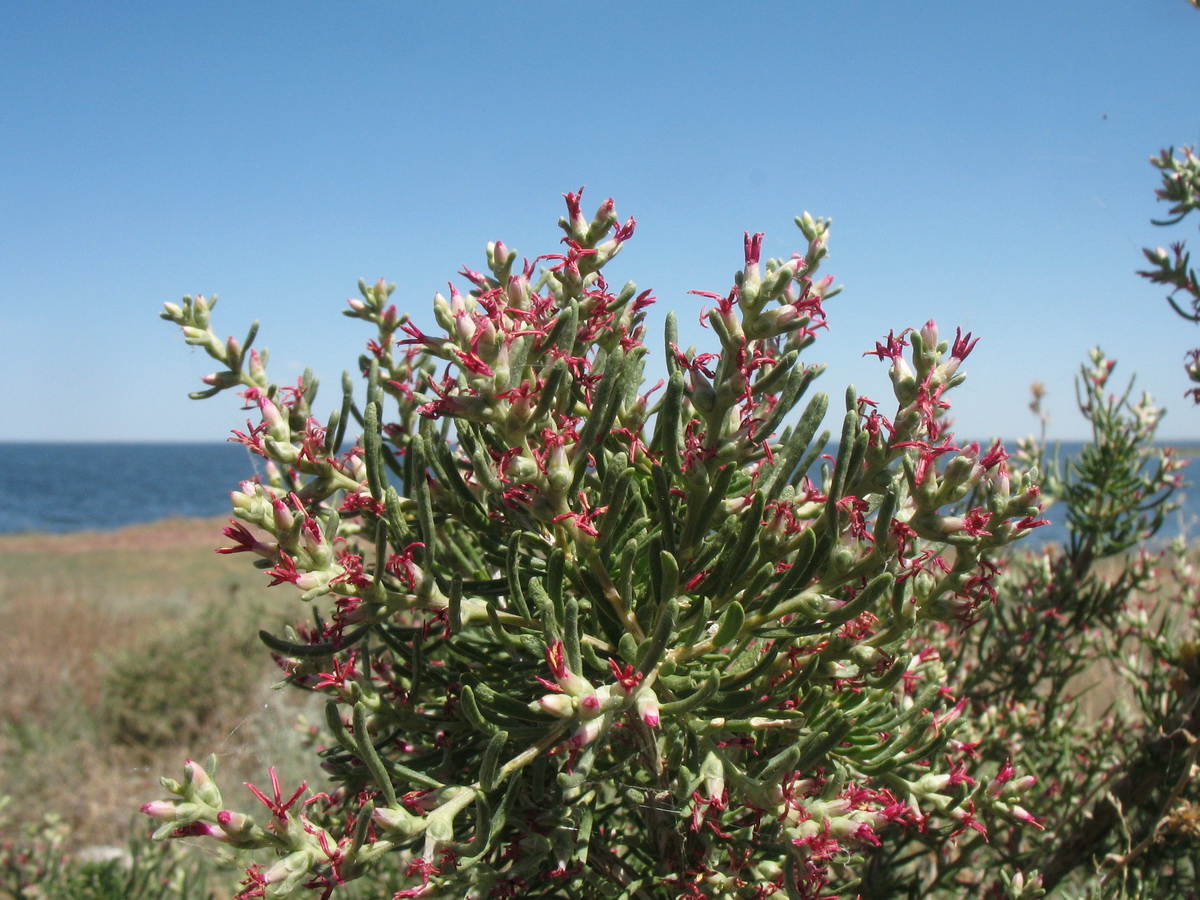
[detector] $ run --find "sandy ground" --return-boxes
[0,515,231,554]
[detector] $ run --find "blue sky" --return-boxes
[4,1,1200,444]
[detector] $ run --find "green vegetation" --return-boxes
[0,520,298,896]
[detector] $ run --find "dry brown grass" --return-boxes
[0,517,322,849]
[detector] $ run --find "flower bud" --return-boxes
[1004,804,1041,828]
[636,688,660,727]
[432,292,456,333]
[215,809,255,839]
[201,371,240,389]
[184,759,222,808]
[488,240,511,275]
[300,519,332,569]
[689,369,716,413]
[505,454,539,483]
[939,448,984,501]
[989,465,1011,503]
[889,356,918,405]
[700,751,725,801]
[231,481,272,521]
[557,669,594,699]
[372,805,426,837]
[264,849,317,890]
[571,716,605,748]
[272,497,295,535]
[761,258,801,301]
[912,771,954,797]
[1146,246,1171,266]
[585,684,626,717]
[533,693,576,718]
[506,273,530,311]
[141,800,181,821]
[545,439,572,497]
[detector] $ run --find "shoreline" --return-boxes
[0,515,231,554]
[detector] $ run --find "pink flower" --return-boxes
[864,329,911,362]
[216,520,277,559]
[607,658,642,690]
[934,327,980,381]
[244,768,306,822]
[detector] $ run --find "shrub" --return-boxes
[101,598,266,754]
[147,190,1193,898]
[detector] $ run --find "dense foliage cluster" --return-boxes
[149,190,1198,898]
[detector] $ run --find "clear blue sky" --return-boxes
[4,1,1200,443]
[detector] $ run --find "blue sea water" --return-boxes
[0,442,1197,545]
[0,442,264,534]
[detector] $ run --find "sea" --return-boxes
[1,442,1198,548]
[0,442,265,535]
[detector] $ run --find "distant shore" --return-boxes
[0,514,230,554]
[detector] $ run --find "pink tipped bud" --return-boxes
[1012,774,1037,793]
[1008,804,1043,829]
[247,349,266,380]
[489,240,510,269]
[256,394,281,426]
[201,371,240,389]
[534,694,575,718]
[636,689,660,727]
[184,758,222,807]
[595,196,615,226]
[216,809,254,838]
[545,439,572,496]
[272,498,295,534]
[506,274,529,310]
[990,465,1011,502]
[184,758,209,788]
[230,481,270,518]
[571,717,604,748]
[141,800,179,821]
[456,310,478,344]
[300,518,328,560]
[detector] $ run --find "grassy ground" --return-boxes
[0,517,321,862]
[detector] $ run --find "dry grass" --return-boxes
[0,517,322,849]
